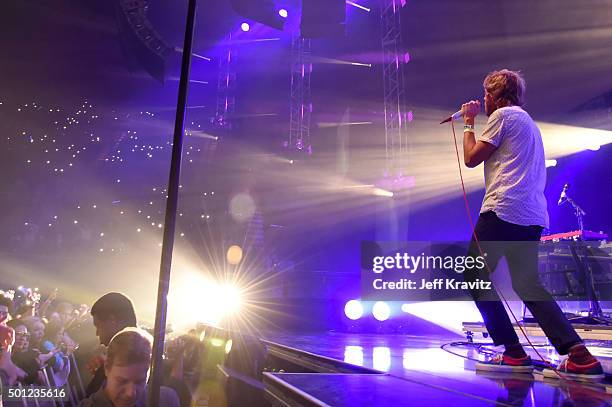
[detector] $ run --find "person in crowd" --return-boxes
[164,335,195,407]
[79,328,179,407]
[0,295,14,325]
[23,316,46,350]
[86,292,138,396]
[39,320,71,387]
[0,323,26,386]
[10,323,28,354]
[10,322,45,385]
[41,320,69,372]
[56,302,75,326]
[22,316,62,373]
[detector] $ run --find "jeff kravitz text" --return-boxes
[372,278,491,291]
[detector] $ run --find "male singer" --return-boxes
[461,69,603,380]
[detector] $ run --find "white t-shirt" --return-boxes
[478,106,549,228]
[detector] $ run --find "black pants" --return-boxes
[464,211,581,355]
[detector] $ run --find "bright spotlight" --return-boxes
[587,143,601,151]
[221,284,243,315]
[278,9,288,18]
[344,346,364,366]
[401,302,483,334]
[226,245,243,265]
[169,273,244,329]
[373,347,391,371]
[545,159,557,168]
[344,300,363,320]
[373,188,394,198]
[346,1,371,12]
[372,301,390,321]
[241,22,250,32]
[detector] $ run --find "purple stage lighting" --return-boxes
[279,9,288,18]
[344,300,363,320]
[372,301,390,321]
[241,22,250,32]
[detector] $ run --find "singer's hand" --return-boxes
[461,100,481,123]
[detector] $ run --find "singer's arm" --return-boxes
[463,121,496,168]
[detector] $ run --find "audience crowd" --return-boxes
[0,286,204,406]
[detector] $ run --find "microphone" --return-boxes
[558,183,569,205]
[440,110,463,124]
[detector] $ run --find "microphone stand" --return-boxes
[559,192,586,232]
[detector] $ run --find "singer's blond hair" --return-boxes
[483,69,526,107]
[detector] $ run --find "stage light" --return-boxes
[169,273,244,329]
[344,346,364,366]
[346,1,371,12]
[278,9,288,18]
[373,188,394,198]
[587,143,601,151]
[538,122,612,157]
[401,302,484,334]
[372,301,390,321]
[317,121,373,128]
[227,245,243,265]
[344,300,363,320]
[229,0,285,30]
[210,338,225,347]
[545,159,557,168]
[220,284,243,315]
[241,22,251,32]
[373,347,391,371]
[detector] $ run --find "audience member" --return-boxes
[0,323,26,386]
[10,323,44,385]
[0,295,13,324]
[79,328,179,407]
[23,316,46,350]
[41,321,69,372]
[86,292,137,396]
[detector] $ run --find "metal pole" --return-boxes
[148,0,197,405]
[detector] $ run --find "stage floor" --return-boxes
[259,331,612,406]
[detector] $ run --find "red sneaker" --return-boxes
[475,354,534,373]
[543,358,604,382]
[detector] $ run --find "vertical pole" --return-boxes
[148,0,197,405]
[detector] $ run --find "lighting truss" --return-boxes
[214,34,237,130]
[288,35,313,153]
[380,0,409,175]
